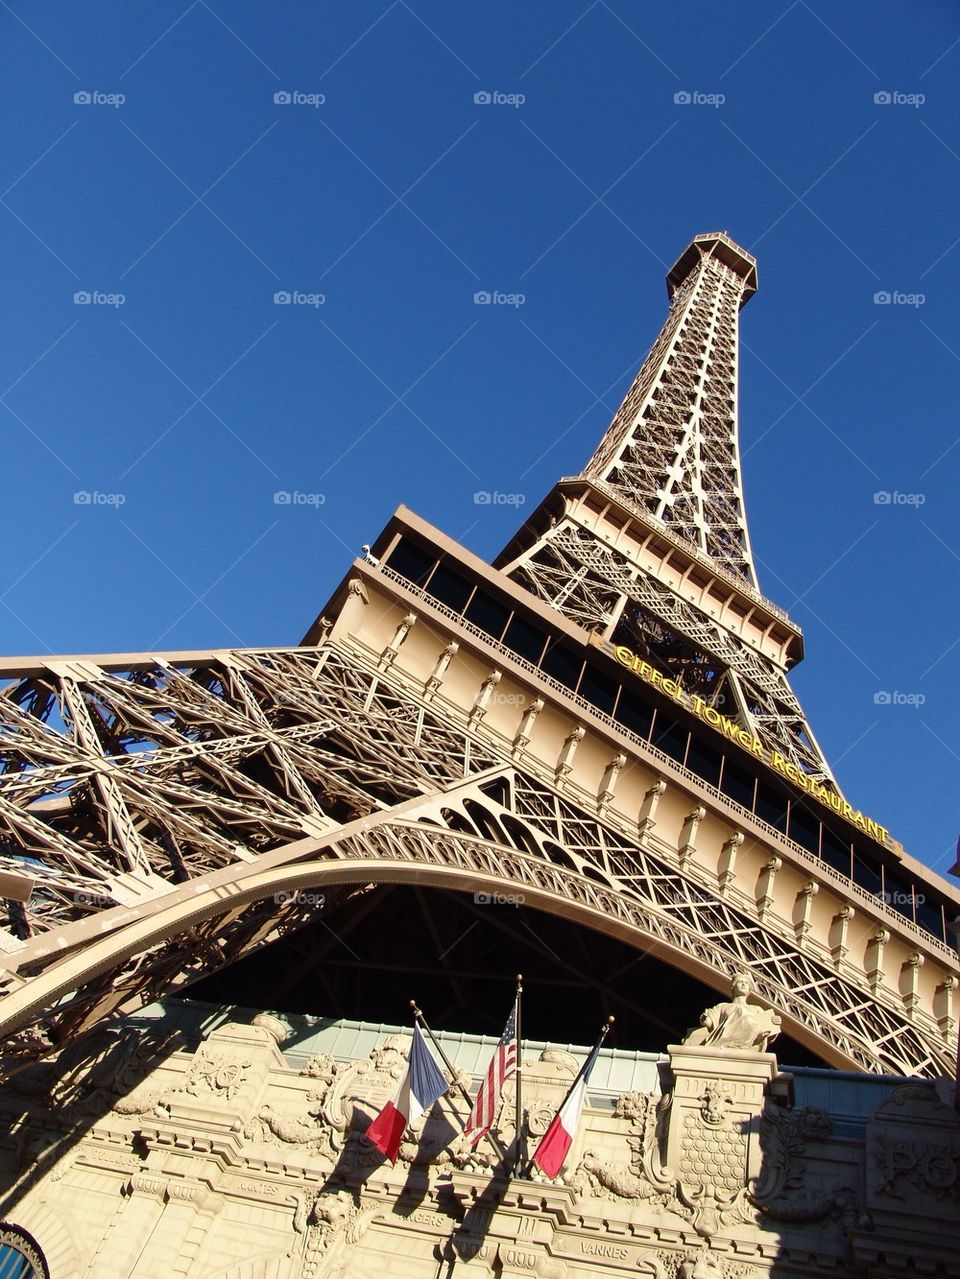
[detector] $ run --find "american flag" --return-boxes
[465,1002,518,1146]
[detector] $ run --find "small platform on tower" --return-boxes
[667,231,758,303]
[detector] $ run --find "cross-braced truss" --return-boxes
[0,643,951,1081]
[499,232,835,785]
[584,234,757,583]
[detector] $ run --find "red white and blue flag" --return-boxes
[465,1002,517,1146]
[532,1039,602,1178]
[365,1022,449,1163]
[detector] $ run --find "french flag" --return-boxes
[532,1040,601,1179]
[365,1022,449,1163]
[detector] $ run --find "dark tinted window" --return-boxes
[755,781,788,832]
[853,851,882,896]
[651,713,688,764]
[788,801,821,854]
[721,759,756,809]
[504,615,547,665]
[686,734,721,787]
[916,894,946,942]
[579,666,618,715]
[387,537,435,586]
[821,825,851,877]
[464,591,509,640]
[541,641,583,689]
[615,689,653,739]
[428,562,473,613]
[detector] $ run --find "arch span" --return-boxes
[0,816,947,1079]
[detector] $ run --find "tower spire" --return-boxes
[584,231,758,585]
[497,231,837,786]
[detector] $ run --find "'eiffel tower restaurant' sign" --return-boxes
[607,638,890,845]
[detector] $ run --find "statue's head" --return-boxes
[731,972,752,998]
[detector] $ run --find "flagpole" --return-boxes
[409,1000,510,1162]
[524,1016,614,1178]
[513,972,523,1178]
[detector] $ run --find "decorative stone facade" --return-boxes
[1,996,958,1278]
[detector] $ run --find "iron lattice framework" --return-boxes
[0,231,956,1085]
[0,642,954,1082]
[585,233,758,580]
[498,232,835,785]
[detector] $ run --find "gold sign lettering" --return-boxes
[610,644,888,845]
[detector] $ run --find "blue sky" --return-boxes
[2,2,959,880]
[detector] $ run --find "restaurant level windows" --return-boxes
[821,825,852,877]
[755,780,788,833]
[464,591,510,641]
[386,536,435,586]
[651,711,688,764]
[578,666,618,716]
[720,758,756,810]
[427,562,474,613]
[540,641,583,690]
[852,850,883,896]
[504,615,548,665]
[614,689,654,740]
[788,801,821,855]
[916,895,946,943]
[685,734,722,787]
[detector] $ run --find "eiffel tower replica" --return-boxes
[0,232,957,1085]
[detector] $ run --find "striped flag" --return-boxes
[465,1002,518,1146]
[365,1022,449,1163]
[532,1039,602,1178]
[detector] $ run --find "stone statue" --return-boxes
[683,974,780,1052]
